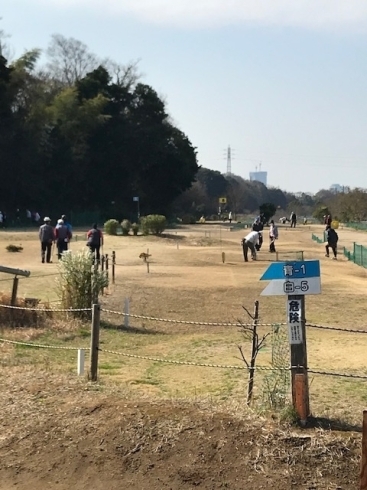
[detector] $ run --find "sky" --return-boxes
[2,0,367,194]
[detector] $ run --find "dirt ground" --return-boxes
[0,222,366,488]
[0,369,360,490]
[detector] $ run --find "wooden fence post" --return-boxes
[124,298,130,328]
[11,277,19,306]
[105,253,109,280]
[89,304,100,381]
[361,410,367,489]
[288,294,310,420]
[112,251,116,284]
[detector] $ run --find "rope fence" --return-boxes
[1,302,367,333]
[1,336,367,380]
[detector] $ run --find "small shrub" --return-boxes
[6,244,23,253]
[181,214,196,225]
[56,250,109,316]
[104,219,119,236]
[140,215,167,235]
[131,222,139,236]
[121,219,132,236]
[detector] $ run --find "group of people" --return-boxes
[241,217,279,262]
[38,215,73,263]
[38,216,103,263]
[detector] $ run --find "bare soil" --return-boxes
[0,369,360,490]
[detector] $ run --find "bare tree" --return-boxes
[102,58,142,90]
[0,23,13,60]
[46,34,99,86]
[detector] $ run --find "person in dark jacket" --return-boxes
[55,219,72,259]
[290,211,297,228]
[87,224,103,262]
[39,217,55,263]
[252,217,263,251]
[325,225,338,260]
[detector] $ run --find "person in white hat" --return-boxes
[39,217,55,263]
[55,219,72,259]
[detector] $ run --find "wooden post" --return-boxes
[101,254,105,272]
[221,252,225,264]
[91,264,98,305]
[112,251,116,284]
[89,304,100,381]
[105,253,109,280]
[247,300,259,406]
[295,373,307,426]
[288,294,310,419]
[11,277,19,306]
[361,410,367,489]
[124,298,129,328]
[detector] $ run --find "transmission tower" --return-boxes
[226,145,232,175]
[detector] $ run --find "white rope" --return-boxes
[0,304,91,312]
[101,308,285,327]
[0,338,90,351]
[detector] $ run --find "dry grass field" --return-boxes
[0,222,366,489]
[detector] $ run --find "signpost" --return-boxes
[260,260,321,424]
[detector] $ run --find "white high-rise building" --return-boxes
[249,171,267,186]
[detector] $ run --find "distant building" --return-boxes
[249,171,267,186]
[330,184,344,193]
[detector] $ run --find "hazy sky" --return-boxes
[2,0,367,193]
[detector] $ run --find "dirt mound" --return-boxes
[0,369,360,489]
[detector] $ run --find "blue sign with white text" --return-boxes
[260,260,320,281]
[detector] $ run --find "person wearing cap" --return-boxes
[55,219,72,259]
[252,217,263,251]
[39,217,55,263]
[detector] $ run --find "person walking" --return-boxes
[87,223,103,262]
[290,212,297,228]
[55,219,72,259]
[228,211,232,224]
[39,217,55,263]
[241,231,259,262]
[61,214,72,233]
[269,219,279,253]
[252,217,264,250]
[325,225,338,260]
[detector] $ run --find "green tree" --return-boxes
[259,203,277,223]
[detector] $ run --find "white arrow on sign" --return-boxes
[261,277,321,296]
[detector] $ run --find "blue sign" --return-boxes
[260,260,320,281]
[133,196,139,202]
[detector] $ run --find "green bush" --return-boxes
[140,215,167,235]
[181,214,196,225]
[104,219,119,236]
[131,222,140,236]
[56,250,109,316]
[121,219,132,236]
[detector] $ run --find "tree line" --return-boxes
[0,32,198,221]
[1,29,364,225]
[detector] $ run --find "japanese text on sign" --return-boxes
[283,280,309,294]
[287,298,303,345]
